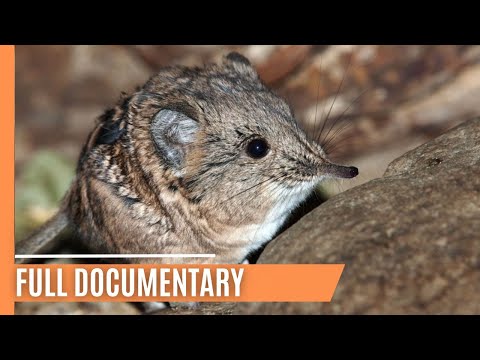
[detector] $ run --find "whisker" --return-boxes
[318,51,354,145]
[321,119,354,149]
[220,169,288,204]
[312,55,324,141]
[320,87,371,149]
[323,139,360,157]
[324,131,375,156]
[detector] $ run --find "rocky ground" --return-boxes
[14,46,480,314]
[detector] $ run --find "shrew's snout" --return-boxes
[324,163,359,179]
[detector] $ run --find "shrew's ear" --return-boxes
[151,109,199,171]
[223,52,259,79]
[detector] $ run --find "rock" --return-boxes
[15,301,140,315]
[152,302,236,315]
[236,118,480,314]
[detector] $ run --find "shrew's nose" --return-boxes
[346,166,358,178]
[325,164,359,179]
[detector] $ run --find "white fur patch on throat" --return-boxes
[243,181,317,251]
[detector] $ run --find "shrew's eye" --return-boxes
[246,138,269,159]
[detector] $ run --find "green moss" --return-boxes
[15,151,75,241]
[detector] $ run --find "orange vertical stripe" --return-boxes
[0,45,15,315]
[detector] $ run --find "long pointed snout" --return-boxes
[324,163,359,179]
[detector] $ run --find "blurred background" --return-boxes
[14,45,480,313]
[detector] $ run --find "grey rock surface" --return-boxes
[236,118,480,314]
